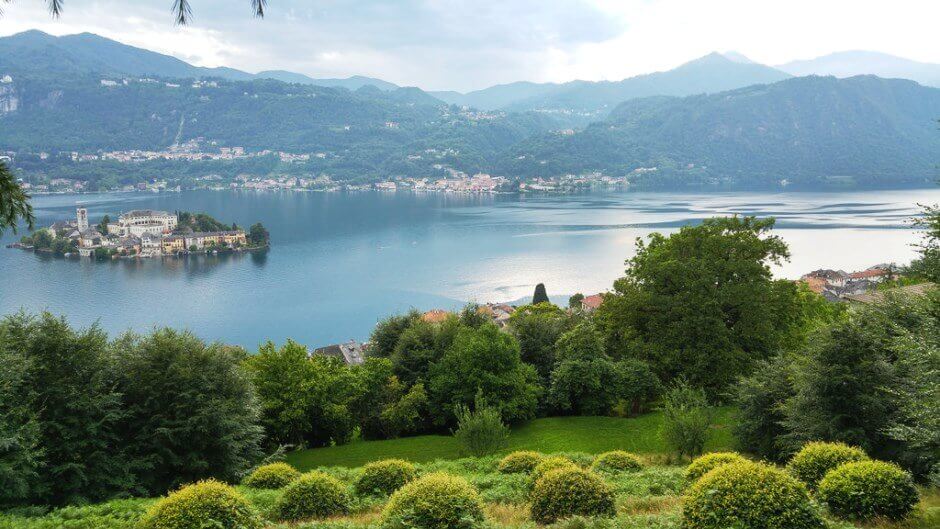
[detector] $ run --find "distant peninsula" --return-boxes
[10,208,269,260]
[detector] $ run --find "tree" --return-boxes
[452,393,509,457]
[908,203,940,282]
[2,0,268,25]
[0,313,133,505]
[568,293,584,309]
[595,216,806,394]
[508,303,570,383]
[97,214,111,235]
[348,358,429,440]
[886,334,940,482]
[428,323,540,425]
[110,329,264,495]
[390,318,453,387]
[369,310,422,358]
[0,161,34,236]
[248,222,270,247]
[660,379,712,460]
[532,283,550,304]
[0,335,41,506]
[733,355,796,462]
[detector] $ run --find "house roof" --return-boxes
[421,309,452,323]
[844,283,935,304]
[849,268,889,279]
[581,294,605,310]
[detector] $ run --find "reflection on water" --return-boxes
[1,188,937,349]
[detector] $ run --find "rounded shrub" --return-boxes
[275,471,351,521]
[381,472,485,529]
[817,460,919,521]
[682,461,824,529]
[685,452,748,484]
[786,441,868,490]
[530,467,616,524]
[530,456,578,486]
[242,462,301,489]
[138,480,262,529]
[498,451,544,474]
[591,450,643,473]
[354,459,417,496]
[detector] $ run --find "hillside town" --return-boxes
[10,208,266,259]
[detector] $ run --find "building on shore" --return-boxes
[313,340,366,365]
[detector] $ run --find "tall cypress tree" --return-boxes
[532,283,549,304]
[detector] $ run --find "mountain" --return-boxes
[0,30,398,90]
[255,71,398,90]
[496,76,940,188]
[778,51,940,88]
[432,53,791,114]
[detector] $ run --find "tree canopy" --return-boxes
[0,161,34,236]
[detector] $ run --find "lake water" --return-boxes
[1,188,937,349]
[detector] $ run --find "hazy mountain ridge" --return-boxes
[495,75,940,187]
[778,51,940,88]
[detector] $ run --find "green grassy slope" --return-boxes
[286,408,735,470]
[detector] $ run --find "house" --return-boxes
[801,270,849,288]
[849,267,891,282]
[161,235,186,254]
[313,340,366,365]
[184,231,247,250]
[478,303,515,327]
[421,309,452,324]
[581,294,605,312]
[844,283,935,304]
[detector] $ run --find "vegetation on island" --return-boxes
[0,208,938,528]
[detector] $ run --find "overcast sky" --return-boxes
[1,0,938,92]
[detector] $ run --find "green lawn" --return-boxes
[286,407,736,470]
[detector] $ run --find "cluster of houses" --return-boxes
[46,208,247,258]
[800,265,894,301]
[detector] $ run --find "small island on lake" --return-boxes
[10,207,269,260]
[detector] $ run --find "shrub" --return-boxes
[661,380,712,460]
[354,459,417,496]
[591,451,643,473]
[381,472,485,529]
[786,441,869,489]
[242,462,300,489]
[684,452,748,484]
[275,471,351,521]
[682,461,824,529]
[817,460,919,521]
[498,451,544,474]
[138,480,262,529]
[530,467,616,524]
[452,394,510,457]
[530,456,578,486]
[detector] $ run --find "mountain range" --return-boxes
[1,30,938,189]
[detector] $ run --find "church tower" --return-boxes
[76,207,89,231]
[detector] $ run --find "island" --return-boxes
[11,207,269,260]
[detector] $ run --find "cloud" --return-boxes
[0,0,938,91]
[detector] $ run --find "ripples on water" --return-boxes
[0,188,936,348]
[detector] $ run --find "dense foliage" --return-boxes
[591,451,643,473]
[497,451,544,474]
[381,473,485,529]
[817,460,919,521]
[0,313,265,506]
[138,480,262,529]
[661,380,713,459]
[452,395,510,457]
[681,461,824,529]
[0,161,34,236]
[529,467,616,524]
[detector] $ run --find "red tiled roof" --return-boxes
[849,269,888,279]
[582,294,604,310]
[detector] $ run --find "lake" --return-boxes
[1,188,937,349]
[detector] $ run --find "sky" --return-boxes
[1,0,938,92]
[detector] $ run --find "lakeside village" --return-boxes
[3,141,628,196]
[314,265,925,366]
[8,207,269,259]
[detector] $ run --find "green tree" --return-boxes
[547,321,622,415]
[390,319,450,387]
[568,293,584,309]
[349,358,429,440]
[0,161,34,236]
[0,313,133,505]
[596,216,804,394]
[908,203,940,281]
[97,214,110,235]
[452,393,510,457]
[248,222,270,247]
[886,333,940,482]
[733,354,796,462]
[369,310,421,358]
[532,283,550,304]
[660,379,712,460]
[0,337,41,506]
[428,323,540,425]
[508,303,570,383]
[110,329,263,495]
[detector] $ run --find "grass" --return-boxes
[286,408,736,470]
[2,453,936,529]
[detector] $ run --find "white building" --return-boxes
[115,210,177,236]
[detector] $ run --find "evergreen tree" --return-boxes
[532,283,549,304]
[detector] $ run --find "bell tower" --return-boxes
[76,207,89,231]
